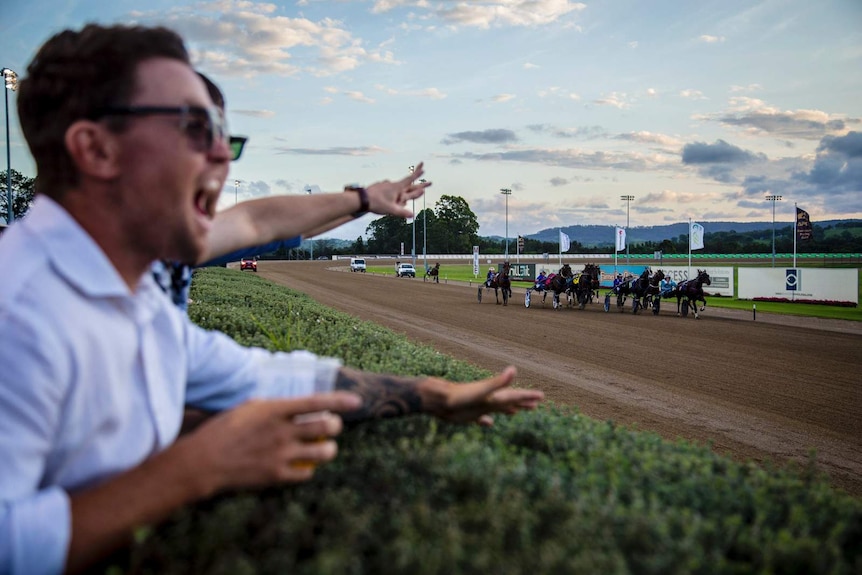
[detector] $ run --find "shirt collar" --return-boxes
[27,195,151,298]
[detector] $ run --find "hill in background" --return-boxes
[523,220,862,247]
[315,219,862,251]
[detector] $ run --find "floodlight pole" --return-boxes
[621,195,635,266]
[409,166,416,266]
[500,188,512,258]
[2,68,18,224]
[766,194,782,267]
[305,185,314,260]
[420,178,428,270]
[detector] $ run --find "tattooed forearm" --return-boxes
[334,368,424,423]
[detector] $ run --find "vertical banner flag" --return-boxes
[472,246,479,276]
[560,230,571,252]
[796,207,813,241]
[690,222,705,250]
[615,227,626,252]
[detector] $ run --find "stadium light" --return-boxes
[621,195,635,265]
[2,67,17,224]
[500,188,512,258]
[766,194,783,267]
[420,178,428,270]
[409,166,416,266]
[305,185,314,260]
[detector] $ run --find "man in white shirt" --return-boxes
[0,24,543,575]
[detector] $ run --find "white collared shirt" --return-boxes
[0,196,340,575]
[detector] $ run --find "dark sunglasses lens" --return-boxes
[230,136,248,161]
[184,114,213,151]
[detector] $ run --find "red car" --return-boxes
[240,258,257,272]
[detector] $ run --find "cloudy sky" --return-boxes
[2,0,861,240]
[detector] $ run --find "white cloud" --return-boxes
[344,90,375,104]
[594,92,630,109]
[139,0,399,78]
[375,84,400,95]
[615,131,683,148]
[523,62,539,69]
[275,145,387,156]
[373,0,586,29]
[729,84,762,93]
[412,87,447,100]
[492,93,516,103]
[639,189,719,205]
[232,109,276,118]
[679,89,706,100]
[698,97,861,140]
[373,85,446,99]
[450,146,680,173]
[699,34,726,43]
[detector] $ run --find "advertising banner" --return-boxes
[472,246,479,276]
[596,266,734,297]
[739,268,858,303]
[502,262,535,282]
[796,208,813,241]
[661,266,733,297]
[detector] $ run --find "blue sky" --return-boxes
[2,0,861,240]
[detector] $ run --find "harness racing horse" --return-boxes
[674,269,711,319]
[478,262,511,305]
[630,269,664,314]
[548,264,575,309]
[574,263,602,310]
[524,264,573,309]
[424,262,440,283]
[613,273,637,312]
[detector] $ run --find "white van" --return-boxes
[350,258,367,272]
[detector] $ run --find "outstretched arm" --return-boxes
[335,365,544,426]
[198,163,431,264]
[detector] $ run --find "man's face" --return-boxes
[112,58,230,264]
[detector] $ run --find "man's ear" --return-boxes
[65,120,122,180]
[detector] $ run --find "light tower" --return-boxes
[766,194,783,267]
[409,166,416,265]
[500,188,512,258]
[621,195,635,265]
[2,67,18,224]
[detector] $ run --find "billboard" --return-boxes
[738,268,858,303]
[596,265,734,297]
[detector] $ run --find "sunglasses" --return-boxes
[229,135,248,161]
[94,105,229,154]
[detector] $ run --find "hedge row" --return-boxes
[115,268,861,574]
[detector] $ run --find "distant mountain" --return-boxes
[525,220,861,247]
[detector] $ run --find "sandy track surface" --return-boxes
[255,260,862,496]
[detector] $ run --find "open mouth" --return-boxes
[195,178,221,220]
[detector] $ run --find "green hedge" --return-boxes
[117,268,861,574]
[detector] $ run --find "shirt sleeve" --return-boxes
[1,488,70,575]
[0,312,71,575]
[183,323,341,410]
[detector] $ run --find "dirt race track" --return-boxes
[256,260,862,497]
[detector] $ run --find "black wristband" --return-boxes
[344,185,369,218]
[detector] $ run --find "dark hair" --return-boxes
[17,24,190,198]
[197,71,225,109]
